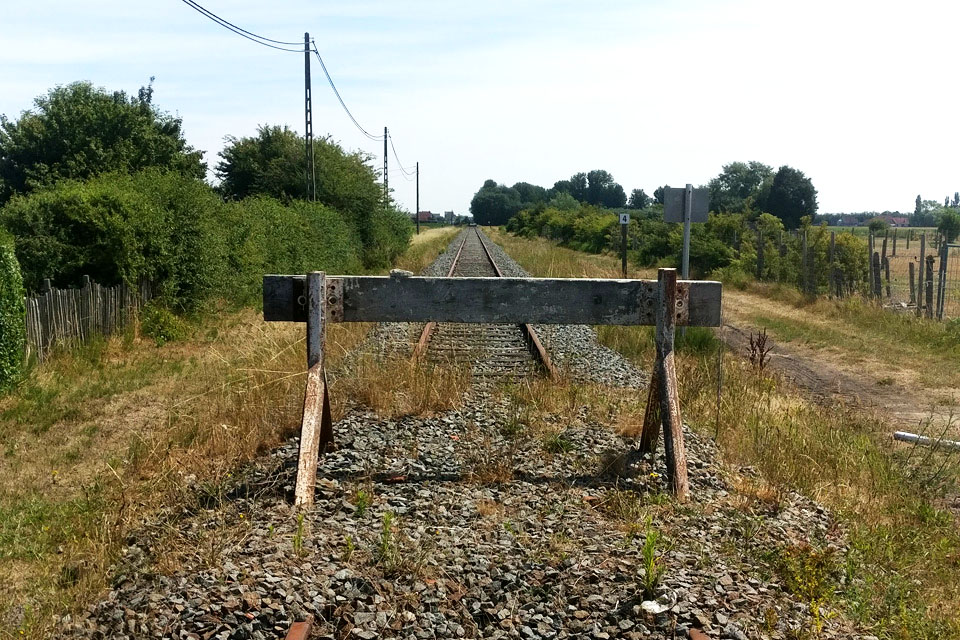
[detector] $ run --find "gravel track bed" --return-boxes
[59,231,858,640]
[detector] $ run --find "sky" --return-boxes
[1,0,959,216]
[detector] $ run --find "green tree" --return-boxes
[762,166,818,229]
[654,185,669,204]
[511,182,548,208]
[585,169,627,207]
[216,125,406,265]
[867,217,890,234]
[0,81,205,205]
[0,230,25,390]
[470,180,522,225]
[627,188,649,209]
[938,210,960,242]
[707,161,773,214]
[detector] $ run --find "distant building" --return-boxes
[879,215,909,227]
[444,210,454,224]
[416,211,432,222]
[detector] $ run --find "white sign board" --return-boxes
[619,213,630,225]
[663,188,709,223]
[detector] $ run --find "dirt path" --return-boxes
[721,289,960,434]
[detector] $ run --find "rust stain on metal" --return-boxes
[675,281,690,325]
[325,279,344,323]
[285,615,314,640]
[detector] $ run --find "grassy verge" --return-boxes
[489,227,960,638]
[0,232,461,638]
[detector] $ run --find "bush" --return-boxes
[140,303,187,346]
[0,170,224,311]
[220,196,364,305]
[0,231,25,390]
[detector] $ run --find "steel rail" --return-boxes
[414,227,559,381]
[472,229,560,381]
[412,230,470,358]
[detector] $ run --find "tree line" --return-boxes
[471,161,818,229]
[0,80,413,388]
[0,80,412,300]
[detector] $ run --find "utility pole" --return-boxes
[383,126,388,201]
[682,183,693,279]
[303,33,315,201]
[415,162,420,235]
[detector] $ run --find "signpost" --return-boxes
[619,213,630,278]
[663,184,709,279]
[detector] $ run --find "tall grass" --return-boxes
[490,227,960,638]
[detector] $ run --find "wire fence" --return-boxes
[743,227,960,321]
[25,276,153,361]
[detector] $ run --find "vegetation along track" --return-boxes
[414,227,558,380]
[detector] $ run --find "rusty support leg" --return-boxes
[638,368,661,454]
[295,271,330,508]
[656,268,689,501]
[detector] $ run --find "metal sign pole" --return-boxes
[682,183,693,280]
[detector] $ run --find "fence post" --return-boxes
[655,268,688,501]
[919,234,926,311]
[906,232,910,251]
[926,255,935,319]
[872,252,882,299]
[295,271,331,508]
[881,232,888,264]
[937,244,950,320]
[909,262,916,305]
[883,256,891,298]
[828,231,837,298]
[801,230,809,295]
[892,228,898,257]
[868,233,875,295]
[756,227,764,281]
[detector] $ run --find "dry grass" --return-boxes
[333,353,471,420]
[489,226,960,638]
[0,233,458,638]
[392,226,460,274]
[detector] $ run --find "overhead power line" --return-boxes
[181,0,303,51]
[311,45,383,142]
[180,1,419,197]
[388,134,417,176]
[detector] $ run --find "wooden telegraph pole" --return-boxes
[415,162,420,235]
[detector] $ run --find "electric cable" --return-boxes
[312,45,384,141]
[181,0,302,51]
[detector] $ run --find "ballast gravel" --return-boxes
[58,229,864,640]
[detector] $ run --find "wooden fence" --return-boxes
[25,276,153,360]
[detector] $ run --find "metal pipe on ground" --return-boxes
[894,431,960,452]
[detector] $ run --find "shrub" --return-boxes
[140,303,187,346]
[0,231,25,390]
[220,196,364,305]
[0,170,224,311]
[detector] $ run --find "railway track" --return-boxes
[414,227,558,380]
